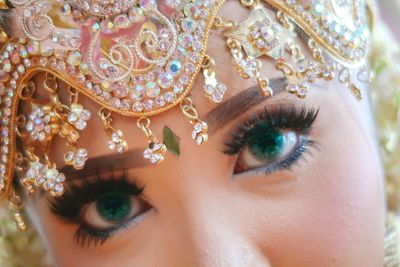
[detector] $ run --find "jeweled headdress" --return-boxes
[0,0,375,230]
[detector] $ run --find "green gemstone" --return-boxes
[96,192,131,222]
[247,124,284,161]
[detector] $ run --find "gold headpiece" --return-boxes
[0,0,374,227]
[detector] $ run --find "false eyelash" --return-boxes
[48,172,144,223]
[75,224,113,247]
[224,105,319,155]
[246,138,318,175]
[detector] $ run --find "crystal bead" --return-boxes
[67,51,82,67]
[157,72,174,89]
[184,3,201,18]
[181,18,197,33]
[133,102,144,112]
[112,82,128,98]
[164,92,175,102]
[145,82,161,98]
[178,33,194,49]
[143,99,154,110]
[156,96,166,107]
[2,59,11,72]
[0,70,9,82]
[167,60,182,76]
[131,84,145,101]
[174,84,184,94]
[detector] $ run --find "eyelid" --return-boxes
[233,138,318,178]
[75,208,155,247]
[223,104,319,155]
[48,174,144,222]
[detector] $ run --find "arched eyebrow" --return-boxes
[58,77,287,181]
[205,77,287,134]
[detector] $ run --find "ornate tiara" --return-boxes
[0,0,374,230]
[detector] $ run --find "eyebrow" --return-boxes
[59,148,148,180]
[60,77,287,180]
[205,77,287,134]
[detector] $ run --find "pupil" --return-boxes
[96,192,131,222]
[247,124,284,160]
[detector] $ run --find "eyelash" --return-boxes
[224,105,319,175]
[49,173,145,247]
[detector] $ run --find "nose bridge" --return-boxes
[167,183,272,267]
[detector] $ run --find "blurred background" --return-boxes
[381,0,400,43]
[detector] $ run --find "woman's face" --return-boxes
[23,2,385,266]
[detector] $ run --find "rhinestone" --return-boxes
[204,84,215,95]
[339,69,350,83]
[79,63,90,75]
[216,83,227,93]
[167,60,182,76]
[145,82,161,98]
[111,98,121,108]
[2,59,11,72]
[157,72,174,89]
[0,70,9,82]
[164,92,175,102]
[130,84,145,101]
[179,74,190,85]
[100,19,115,33]
[69,36,81,48]
[133,102,144,112]
[88,19,100,32]
[68,112,79,123]
[54,184,64,194]
[114,14,130,28]
[112,82,128,98]
[143,148,152,159]
[64,151,75,162]
[174,84,184,94]
[196,135,205,145]
[192,41,202,52]
[185,63,196,74]
[189,52,201,63]
[40,46,53,57]
[61,4,72,16]
[181,18,197,33]
[194,122,203,133]
[211,92,223,103]
[0,83,5,95]
[286,84,299,93]
[156,96,166,107]
[150,154,162,164]
[128,7,145,23]
[184,3,201,18]
[67,51,82,67]
[143,99,154,110]
[178,33,194,49]
[27,41,40,55]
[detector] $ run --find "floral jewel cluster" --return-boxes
[0,0,374,232]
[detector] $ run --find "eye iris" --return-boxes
[96,192,132,222]
[247,124,284,160]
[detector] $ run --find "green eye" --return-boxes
[96,192,132,222]
[247,124,284,161]
[82,190,150,231]
[234,123,299,174]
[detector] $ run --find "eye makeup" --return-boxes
[49,173,151,247]
[224,105,319,175]
[47,104,320,248]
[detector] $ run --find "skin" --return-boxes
[21,2,385,266]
